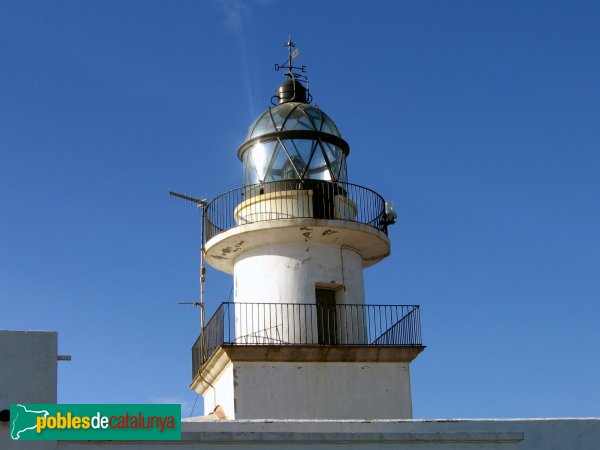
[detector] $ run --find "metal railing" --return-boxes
[205,180,388,241]
[192,302,422,377]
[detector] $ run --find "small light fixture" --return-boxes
[384,201,398,225]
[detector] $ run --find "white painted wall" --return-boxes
[234,243,364,305]
[202,363,234,420]
[232,244,365,344]
[0,330,58,450]
[231,361,412,420]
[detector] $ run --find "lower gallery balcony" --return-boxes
[189,302,424,419]
[191,302,424,380]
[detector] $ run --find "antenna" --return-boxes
[170,191,208,333]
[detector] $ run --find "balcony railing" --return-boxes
[205,180,388,242]
[192,302,422,378]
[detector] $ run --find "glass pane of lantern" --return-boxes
[284,114,313,131]
[246,114,262,138]
[287,139,314,166]
[285,155,307,180]
[321,118,339,135]
[249,142,274,182]
[250,114,275,139]
[264,144,290,181]
[270,104,293,131]
[278,142,303,180]
[323,142,342,181]
[247,104,342,140]
[307,144,331,181]
[281,105,310,131]
[339,157,348,183]
[305,107,323,131]
[243,153,259,185]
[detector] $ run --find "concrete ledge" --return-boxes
[54,419,600,448]
[190,345,425,393]
[204,218,390,274]
[179,431,524,442]
[221,344,425,362]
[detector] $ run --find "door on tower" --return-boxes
[316,288,337,345]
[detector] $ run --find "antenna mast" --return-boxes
[170,191,208,332]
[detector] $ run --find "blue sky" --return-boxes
[1,0,599,418]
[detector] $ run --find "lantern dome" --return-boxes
[245,102,341,141]
[238,100,350,186]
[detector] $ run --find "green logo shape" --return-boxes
[10,404,181,441]
[10,404,50,439]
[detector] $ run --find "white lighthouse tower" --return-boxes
[189,41,424,420]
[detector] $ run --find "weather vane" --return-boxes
[274,36,308,83]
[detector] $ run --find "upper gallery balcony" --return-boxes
[202,180,396,272]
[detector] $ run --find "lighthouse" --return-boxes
[189,41,424,420]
